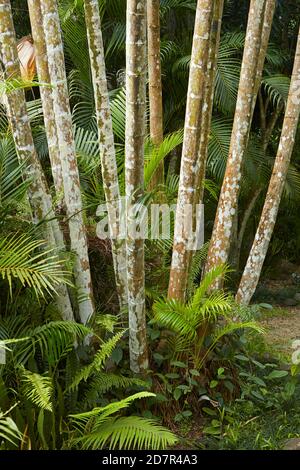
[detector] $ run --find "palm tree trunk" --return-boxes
[234,0,278,271]
[83,0,127,310]
[167,0,213,301]
[147,0,164,188]
[252,0,276,114]
[27,0,64,210]
[204,0,272,283]
[236,27,300,305]
[125,0,148,373]
[0,0,74,321]
[196,0,224,205]
[40,0,94,324]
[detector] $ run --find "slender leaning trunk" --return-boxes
[0,0,74,321]
[27,0,64,209]
[229,0,276,272]
[147,0,164,187]
[167,0,213,301]
[40,0,94,324]
[236,27,300,305]
[196,0,224,205]
[252,0,276,113]
[125,0,148,373]
[204,0,270,282]
[83,0,127,310]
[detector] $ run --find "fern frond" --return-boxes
[72,416,177,450]
[68,330,126,391]
[84,372,147,405]
[21,368,53,412]
[70,392,155,425]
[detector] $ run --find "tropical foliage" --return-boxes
[0,0,299,452]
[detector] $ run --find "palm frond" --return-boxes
[110,87,126,141]
[105,23,126,59]
[0,413,22,447]
[284,164,300,202]
[160,0,196,17]
[74,125,100,174]
[144,130,183,188]
[26,98,44,126]
[207,117,232,181]
[190,264,230,310]
[199,290,233,322]
[0,78,46,97]
[0,139,29,214]
[152,298,196,340]
[12,321,92,366]
[186,242,209,296]
[212,321,265,344]
[262,75,290,107]
[0,235,71,298]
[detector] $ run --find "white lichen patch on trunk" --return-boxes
[40,0,94,324]
[125,0,148,373]
[0,0,74,321]
[204,0,268,284]
[83,0,127,310]
[237,27,300,305]
[168,0,214,301]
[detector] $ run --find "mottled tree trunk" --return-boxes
[204,0,271,284]
[83,0,127,310]
[236,27,300,305]
[232,1,277,271]
[40,0,94,324]
[252,0,276,114]
[0,0,74,321]
[147,0,164,187]
[196,0,224,205]
[27,0,64,209]
[168,0,213,301]
[125,0,148,373]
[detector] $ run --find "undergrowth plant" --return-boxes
[147,265,264,423]
[0,315,177,450]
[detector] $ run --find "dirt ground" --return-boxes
[260,307,300,358]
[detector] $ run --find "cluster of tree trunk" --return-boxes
[0,0,299,372]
